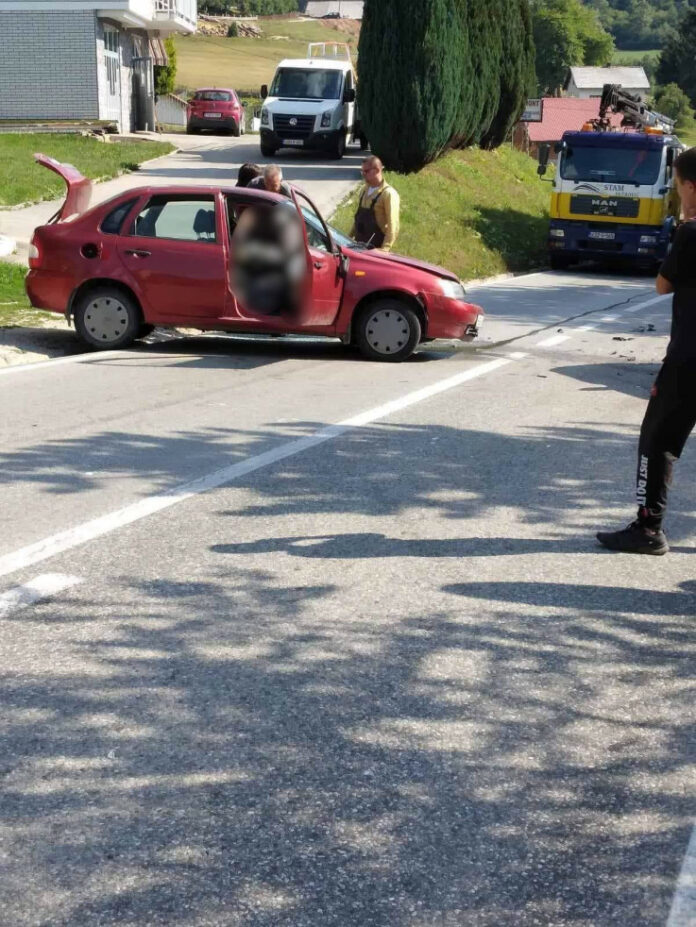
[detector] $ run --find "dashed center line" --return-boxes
[0,574,82,619]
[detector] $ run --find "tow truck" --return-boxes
[538,84,684,270]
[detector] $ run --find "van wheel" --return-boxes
[261,140,277,157]
[331,131,346,160]
[355,300,421,362]
[74,286,141,350]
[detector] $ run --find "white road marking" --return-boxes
[536,334,571,348]
[667,823,696,927]
[600,316,618,322]
[577,323,597,332]
[0,353,526,580]
[623,294,670,313]
[0,573,82,618]
[0,348,130,377]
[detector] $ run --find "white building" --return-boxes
[564,66,650,102]
[0,1,197,133]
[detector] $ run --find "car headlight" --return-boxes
[261,108,269,126]
[440,279,467,301]
[640,234,657,244]
[320,111,332,128]
[550,228,565,238]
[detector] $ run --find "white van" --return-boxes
[259,43,367,160]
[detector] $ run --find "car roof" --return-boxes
[193,87,238,94]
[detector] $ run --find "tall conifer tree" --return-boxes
[358,0,464,172]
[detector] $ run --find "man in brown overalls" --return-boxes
[350,156,400,252]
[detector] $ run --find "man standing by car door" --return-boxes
[350,156,400,252]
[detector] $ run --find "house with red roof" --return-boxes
[514,97,624,160]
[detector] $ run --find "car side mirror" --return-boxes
[667,148,675,167]
[343,88,356,104]
[261,84,268,100]
[537,143,550,177]
[241,100,248,107]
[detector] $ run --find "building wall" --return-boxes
[0,10,99,119]
[95,18,147,132]
[567,79,647,102]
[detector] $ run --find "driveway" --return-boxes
[0,132,362,261]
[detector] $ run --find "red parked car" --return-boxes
[187,88,245,136]
[25,154,483,362]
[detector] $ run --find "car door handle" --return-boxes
[313,261,325,269]
[125,249,151,258]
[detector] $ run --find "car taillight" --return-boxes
[28,241,41,268]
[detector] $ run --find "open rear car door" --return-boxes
[34,153,93,222]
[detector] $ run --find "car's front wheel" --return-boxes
[355,299,421,362]
[74,286,141,350]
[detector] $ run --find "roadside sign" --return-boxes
[521,99,543,122]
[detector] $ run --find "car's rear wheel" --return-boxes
[74,286,141,351]
[355,299,421,362]
[187,125,199,135]
[231,119,241,137]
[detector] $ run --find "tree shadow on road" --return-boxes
[1,565,694,926]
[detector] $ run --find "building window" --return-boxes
[104,28,120,97]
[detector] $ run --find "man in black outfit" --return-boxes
[598,147,696,555]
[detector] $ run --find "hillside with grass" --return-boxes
[174,16,359,92]
[332,146,550,281]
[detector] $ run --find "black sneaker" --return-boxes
[596,520,669,556]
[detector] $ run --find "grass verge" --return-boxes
[0,135,174,208]
[331,145,551,281]
[175,17,359,92]
[0,261,55,328]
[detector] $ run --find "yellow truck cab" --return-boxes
[539,85,683,271]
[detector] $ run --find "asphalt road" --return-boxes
[1,267,695,926]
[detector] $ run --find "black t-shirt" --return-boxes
[659,219,696,362]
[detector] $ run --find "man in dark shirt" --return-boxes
[597,147,696,555]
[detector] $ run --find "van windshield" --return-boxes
[270,68,342,100]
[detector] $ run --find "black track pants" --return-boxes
[636,360,696,528]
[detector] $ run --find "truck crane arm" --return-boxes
[597,83,675,134]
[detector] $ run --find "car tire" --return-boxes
[261,140,277,157]
[331,131,347,160]
[231,119,241,137]
[186,126,198,135]
[355,299,421,362]
[74,286,142,351]
[138,323,155,339]
[358,134,369,151]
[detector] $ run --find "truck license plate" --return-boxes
[588,231,615,240]
[283,139,303,146]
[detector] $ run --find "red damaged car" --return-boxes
[25,154,483,363]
